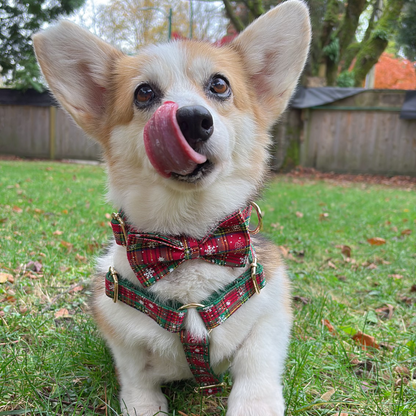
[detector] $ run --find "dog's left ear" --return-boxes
[232,0,311,126]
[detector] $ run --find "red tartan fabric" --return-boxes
[180,330,224,395]
[111,206,253,287]
[105,257,266,395]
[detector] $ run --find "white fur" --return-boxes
[33,1,311,415]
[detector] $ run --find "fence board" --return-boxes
[54,108,101,160]
[0,105,50,158]
[300,107,416,176]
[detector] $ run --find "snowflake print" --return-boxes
[234,240,245,250]
[205,245,216,256]
[158,256,165,262]
[240,255,248,264]
[143,268,155,280]
[231,224,241,231]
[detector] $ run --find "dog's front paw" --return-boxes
[226,400,284,416]
[226,388,285,416]
[122,403,168,416]
[120,392,168,416]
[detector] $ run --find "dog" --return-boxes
[33,2,310,414]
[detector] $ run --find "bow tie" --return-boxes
[111,206,254,287]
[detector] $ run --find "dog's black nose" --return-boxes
[176,105,214,149]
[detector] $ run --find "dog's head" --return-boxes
[33,0,310,236]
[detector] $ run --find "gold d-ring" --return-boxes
[111,212,128,244]
[109,266,119,303]
[249,202,263,234]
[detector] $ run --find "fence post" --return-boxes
[49,106,56,160]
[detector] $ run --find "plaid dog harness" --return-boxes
[106,204,266,394]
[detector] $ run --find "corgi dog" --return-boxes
[33,1,310,415]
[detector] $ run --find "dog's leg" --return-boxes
[226,295,291,416]
[109,342,168,416]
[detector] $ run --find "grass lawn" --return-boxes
[0,160,415,416]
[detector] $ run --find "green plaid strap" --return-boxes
[180,330,225,395]
[104,260,266,395]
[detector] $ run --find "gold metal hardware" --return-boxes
[111,212,128,244]
[194,382,227,393]
[178,303,205,311]
[249,202,263,234]
[109,266,119,303]
[250,256,261,295]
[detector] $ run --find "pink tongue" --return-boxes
[143,101,207,178]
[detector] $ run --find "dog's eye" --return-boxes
[134,83,155,106]
[209,76,231,99]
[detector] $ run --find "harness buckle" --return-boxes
[178,303,205,311]
[109,266,119,303]
[111,212,128,244]
[250,257,261,295]
[194,382,227,394]
[249,202,263,234]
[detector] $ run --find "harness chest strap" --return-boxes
[105,261,266,394]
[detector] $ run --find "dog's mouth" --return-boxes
[171,160,214,183]
[143,101,213,182]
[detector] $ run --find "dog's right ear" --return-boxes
[33,21,123,139]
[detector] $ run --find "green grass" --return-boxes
[0,160,415,416]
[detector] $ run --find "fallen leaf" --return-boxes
[335,244,352,258]
[53,230,63,235]
[330,413,348,416]
[75,254,87,263]
[320,387,335,401]
[293,296,309,305]
[279,246,289,258]
[319,213,329,220]
[410,285,416,293]
[401,229,412,236]
[328,261,337,269]
[296,211,304,218]
[322,319,336,334]
[2,295,16,303]
[54,308,70,318]
[12,206,23,213]
[375,304,394,319]
[26,261,42,273]
[70,284,84,293]
[0,273,13,284]
[62,209,68,214]
[352,331,379,350]
[367,263,378,270]
[394,366,410,377]
[105,213,111,219]
[367,237,386,246]
[399,296,414,305]
[389,274,403,279]
[0,218,7,223]
[34,208,43,214]
[60,241,73,250]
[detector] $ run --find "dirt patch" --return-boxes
[281,167,416,189]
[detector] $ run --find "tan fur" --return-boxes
[33,2,311,415]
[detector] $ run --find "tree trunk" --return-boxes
[222,0,246,32]
[353,0,405,87]
[337,0,367,59]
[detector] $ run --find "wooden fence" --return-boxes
[1,88,415,176]
[276,89,416,176]
[0,89,101,160]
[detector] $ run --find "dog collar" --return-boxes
[111,204,262,288]
[105,251,266,395]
